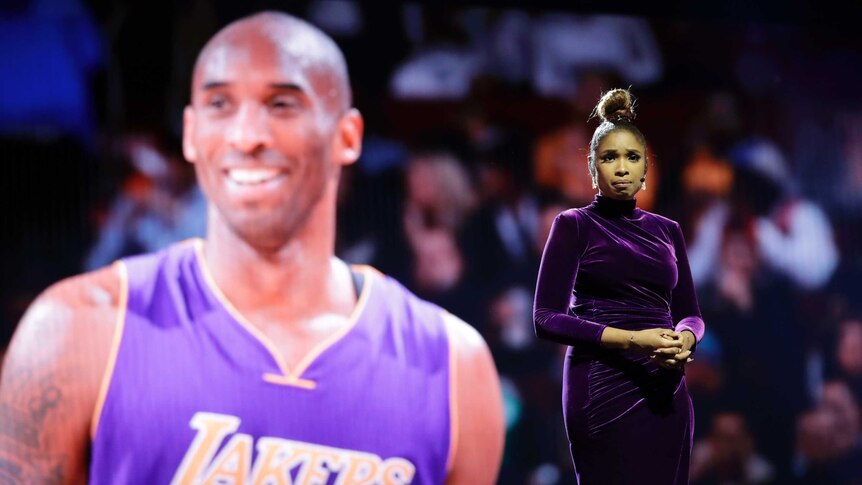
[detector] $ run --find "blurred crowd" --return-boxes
[2,1,862,484]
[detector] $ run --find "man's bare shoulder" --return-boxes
[9,263,123,375]
[4,263,122,383]
[37,264,123,317]
[441,312,489,360]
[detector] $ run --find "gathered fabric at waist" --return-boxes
[566,303,673,364]
[573,302,672,330]
[562,300,687,437]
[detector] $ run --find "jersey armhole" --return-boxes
[89,260,130,440]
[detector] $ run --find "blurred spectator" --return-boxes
[404,151,477,232]
[390,9,662,100]
[795,380,862,484]
[697,228,808,480]
[681,109,841,483]
[84,133,205,269]
[687,136,838,290]
[462,135,540,290]
[732,138,839,290]
[401,150,480,324]
[833,317,862,405]
[389,6,485,99]
[691,412,775,485]
[489,286,535,354]
[529,14,662,98]
[682,93,744,287]
[406,226,464,295]
[821,382,861,457]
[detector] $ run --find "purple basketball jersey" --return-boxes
[89,240,454,485]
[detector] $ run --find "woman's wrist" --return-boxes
[681,330,696,348]
[599,327,636,350]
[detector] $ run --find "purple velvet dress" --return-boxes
[533,195,705,485]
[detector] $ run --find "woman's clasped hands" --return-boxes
[628,328,695,371]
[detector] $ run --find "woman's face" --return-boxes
[593,130,647,200]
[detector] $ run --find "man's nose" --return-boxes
[226,103,272,154]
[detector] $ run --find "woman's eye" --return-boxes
[628,154,641,161]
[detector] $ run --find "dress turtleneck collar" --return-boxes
[589,194,637,218]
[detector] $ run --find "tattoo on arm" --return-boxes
[0,452,64,484]
[0,370,70,484]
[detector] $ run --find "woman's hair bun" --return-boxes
[595,88,636,123]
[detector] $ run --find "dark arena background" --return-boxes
[2,1,862,483]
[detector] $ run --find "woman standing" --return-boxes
[533,88,705,484]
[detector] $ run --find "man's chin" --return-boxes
[224,214,302,252]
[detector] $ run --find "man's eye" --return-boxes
[270,97,299,112]
[208,96,228,109]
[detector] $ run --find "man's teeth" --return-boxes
[227,168,282,185]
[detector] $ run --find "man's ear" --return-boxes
[182,106,197,163]
[334,108,363,167]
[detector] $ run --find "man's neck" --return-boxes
[201,207,355,322]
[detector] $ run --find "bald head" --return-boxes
[192,11,352,114]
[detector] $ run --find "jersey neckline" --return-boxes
[191,238,375,389]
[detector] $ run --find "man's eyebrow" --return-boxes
[200,81,306,92]
[202,81,230,90]
[268,83,304,92]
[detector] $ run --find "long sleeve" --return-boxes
[533,212,607,345]
[669,221,705,342]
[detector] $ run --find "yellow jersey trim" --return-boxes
[90,260,129,439]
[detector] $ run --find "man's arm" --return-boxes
[443,313,504,485]
[0,266,120,484]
